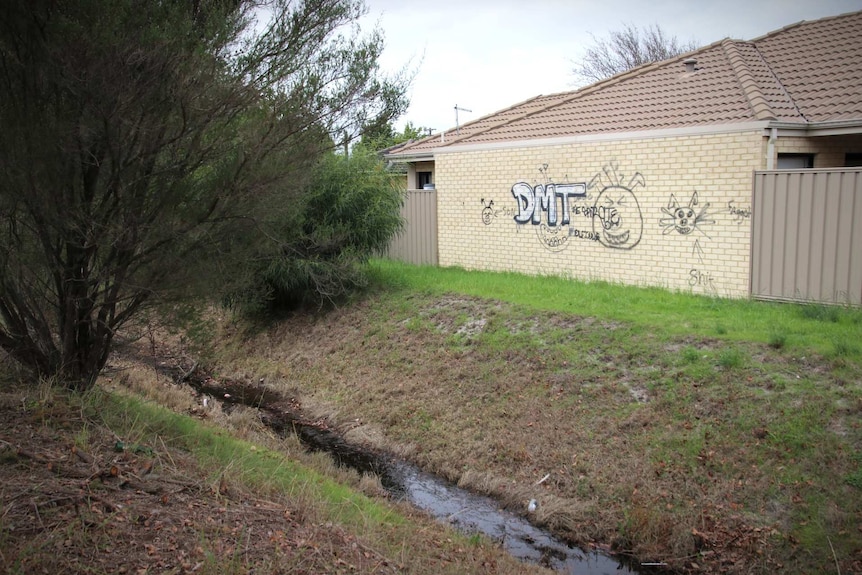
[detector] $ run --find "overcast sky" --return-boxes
[358,0,862,133]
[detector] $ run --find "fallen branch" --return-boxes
[83,492,122,513]
[118,474,164,495]
[827,534,841,575]
[180,360,199,382]
[14,447,48,464]
[71,445,94,465]
[46,462,92,480]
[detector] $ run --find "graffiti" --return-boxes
[480,198,517,225]
[569,228,601,242]
[507,162,644,251]
[509,165,588,251]
[481,198,494,225]
[728,200,751,224]
[572,205,600,219]
[692,239,706,264]
[588,162,645,250]
[659,191,714,237]
[689,268,718,294]
[511,182,587,226]
[537,224,570,252]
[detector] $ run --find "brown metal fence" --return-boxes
[751,168,862,305]
[385,189,438,265]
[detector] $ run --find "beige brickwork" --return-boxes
[435,131,764,298]
[775,135,862,167]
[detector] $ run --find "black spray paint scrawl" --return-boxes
[659,191,715,237]
[588,162,645,250]
[481,198,495,225]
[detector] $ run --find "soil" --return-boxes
[0,383,406,574]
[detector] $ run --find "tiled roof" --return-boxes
[389,10,862,156]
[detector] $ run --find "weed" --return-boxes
[831,338,859,358]
[843,450,862,490]
[766,375,787,391]
[681,346,700,364]
[799,303,842,323]
[717,348,744,369]
[73,424,91,449]
[768,330,787,349]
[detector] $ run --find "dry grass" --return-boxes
[191,289,862,574]
[1,363,553,575]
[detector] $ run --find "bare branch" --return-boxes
[572,23,699,85]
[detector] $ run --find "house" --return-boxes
[385,10,862,303]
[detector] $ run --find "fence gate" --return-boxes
[751,168,862,305]
[386,189,438,266]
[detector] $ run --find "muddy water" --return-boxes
[179,371,639,574]
[389,463,637,574]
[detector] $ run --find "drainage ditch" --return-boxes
[174,369,642,574]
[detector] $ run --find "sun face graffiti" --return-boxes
[659,191,714,237]
[588,163,645,250]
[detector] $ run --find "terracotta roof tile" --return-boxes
[388,10,862,157]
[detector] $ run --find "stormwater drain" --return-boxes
[175,368,641,574]
[389,464,637,574]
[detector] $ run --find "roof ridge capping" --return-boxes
[389,93,549,154]
[401,38,731,153]
[721,39,775,121]
[434,39,733,149]
[747,9,862,43]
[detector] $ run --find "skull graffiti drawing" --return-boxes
[660,191,714,237]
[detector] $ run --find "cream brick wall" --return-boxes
[435,131,764,298]
[775,135,862,167]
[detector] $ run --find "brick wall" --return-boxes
[775,134,862,167]
[434,130,764,298]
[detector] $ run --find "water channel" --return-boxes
[178,370,643,574]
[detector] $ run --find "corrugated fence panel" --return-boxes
[752,168,862,305]
[386,189,438,265]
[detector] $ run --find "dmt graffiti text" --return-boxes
[511,182,587,226]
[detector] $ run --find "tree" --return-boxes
[358,121,429,152]
[233,146,405,311]
[0,0,408,390]
[572,23,699,84]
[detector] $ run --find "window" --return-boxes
[845,153,862,167]
[416,171,433,189]
[776,153,814,169]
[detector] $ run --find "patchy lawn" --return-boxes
[205,281,862,574]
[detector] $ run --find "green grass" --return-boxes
[351,259,862,571]
[368,259,862,359]
[94,392,401,529]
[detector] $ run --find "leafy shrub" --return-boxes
[234,148,404,311]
